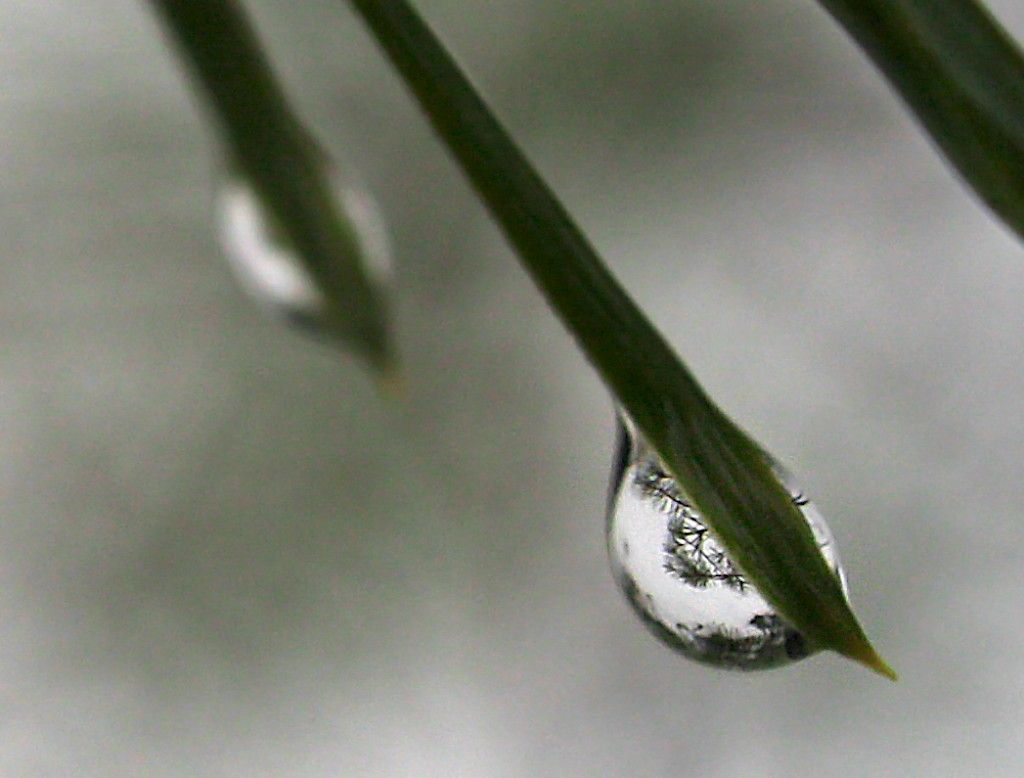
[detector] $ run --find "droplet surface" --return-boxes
[217,160,391,338]
[606,416,847,670]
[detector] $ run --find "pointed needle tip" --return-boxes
[868,656,899,683]
[844,644,898,682]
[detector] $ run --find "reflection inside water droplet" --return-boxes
[216,160,391,338]
[606,416,847,670]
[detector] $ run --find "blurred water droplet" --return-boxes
[217,160,391,339]
[607,415,847,670]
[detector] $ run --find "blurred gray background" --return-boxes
[3,1,1024,775]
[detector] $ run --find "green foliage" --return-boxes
[150,0,393,370]
[820,0,1024,243]
[152,0,1024,680]
[345,0,894,678]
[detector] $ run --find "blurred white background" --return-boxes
[3,1,1024,775]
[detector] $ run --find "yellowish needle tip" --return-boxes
[844,643,898,682]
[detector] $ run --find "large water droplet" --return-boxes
[606,415,847,670]
[217,160,391,338]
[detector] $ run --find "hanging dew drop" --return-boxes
[607,415,848,670]
[216,159,392,339]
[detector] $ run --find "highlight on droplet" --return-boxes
[216,158,392,340]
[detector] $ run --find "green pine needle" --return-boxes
[346,0,894,677]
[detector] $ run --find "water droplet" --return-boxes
[606,415,847,670]
[216,160,391,338]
